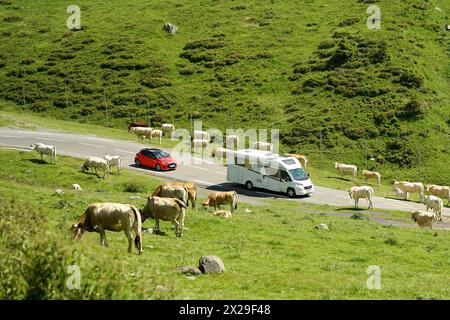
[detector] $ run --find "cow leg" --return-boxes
[124,229,133,253]
[178,209,185,237]
[368,198,373,209]
[99,228,108,247]
[40,153,43,160]
[154,218,160,232]
[132,222,143,255]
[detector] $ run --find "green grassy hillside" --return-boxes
[1,148,450,299]
[0,0,449,183]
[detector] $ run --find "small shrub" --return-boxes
[123,181,147,193]
[384,237,399,246]
[3,16,21,22]
[140,77,171,88]
[350,212,369,220]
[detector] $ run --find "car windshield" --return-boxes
[151,150,169,159]
[289,168,309,181]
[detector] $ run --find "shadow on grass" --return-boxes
[325,176,355,183]
[205,182,312,200]
[28,158,50,165]
[335,207,366,212]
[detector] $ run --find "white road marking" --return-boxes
[194,179,213,186]
[0,135,22,138]
[78,142,105,148]
[37,138,68,142]
[114,149,136,155]
[185,164,208,171]
[17,131,54,135]
[87,137,115,143]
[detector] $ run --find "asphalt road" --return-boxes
[0,127,448,216]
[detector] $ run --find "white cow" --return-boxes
[362,170,381,185]
[426,184,450,205]
[251,141,273,151]
[30,143,56,164]
[423,195,444,221]
[129,127,152,142]
[348,186,374,209]
[149,129,163,145]
[211,147,232,160]
[225,135,240,149]
[335,163,357,181]
[81,157,110,179]
[104,155,121,174]
[161,124,175,137]
[192,139,209,149]
[393,181,424,201]
[192,130,210,141]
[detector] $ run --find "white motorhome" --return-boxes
[226,149,314,197]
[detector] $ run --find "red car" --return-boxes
[134,148,177,171]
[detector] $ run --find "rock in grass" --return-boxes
[178,266,202,275]
[54,188,64,195]
[199,256,226,274]
[314,223,329,230]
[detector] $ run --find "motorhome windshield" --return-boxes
[289,168,309,181]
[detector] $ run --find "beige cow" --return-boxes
[141,196,187,237]
[393,181,424,201]
[71,203,143,254]
[362,170,381,185]
[202,191,238,213]
[426,185,450,205]
[411,210,437,229]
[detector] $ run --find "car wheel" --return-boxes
[245,181,253,191]
[287,188,296,198]
[155,164,161,171]
[135,159,141,167]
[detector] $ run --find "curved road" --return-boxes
[0,127,448,216]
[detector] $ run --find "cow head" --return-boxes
[70,222,84,240]
[410,211,418,222]
[30,144,36,150]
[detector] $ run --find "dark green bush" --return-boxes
[123,181,147,193]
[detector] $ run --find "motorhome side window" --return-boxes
[280,170,291,182]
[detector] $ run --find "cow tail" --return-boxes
[130,205,142,250]
[234,191,238,209]
[174,198,187,209]
[152,185,162,196]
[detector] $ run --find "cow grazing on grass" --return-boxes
[154,182,198,209]
[423,195,444,221]
[335,163,357,181]
[104,155,121,174]
[129,126,152,142]
[362,170,381,185]
[202,191,238,213]
[411,210,437,229]
[348,186,374,209]
[71,203,143,254]
[149,129,163,145]
[30,143,56,164]
[81,157,110,179]
[192,130,210,141]
[426,184,450,205]
[161,124,175,137]
[393,181,424,202]
[141,196,187,237]
[153,185,189,206]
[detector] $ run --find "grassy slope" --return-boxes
[1,148,450,299]
[0,0,449,185]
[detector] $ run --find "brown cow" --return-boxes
[128,121,149,131]
[153,182,198,209]
[202,191,238,213]
[71,203,143,254]
[141,196,187,237]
